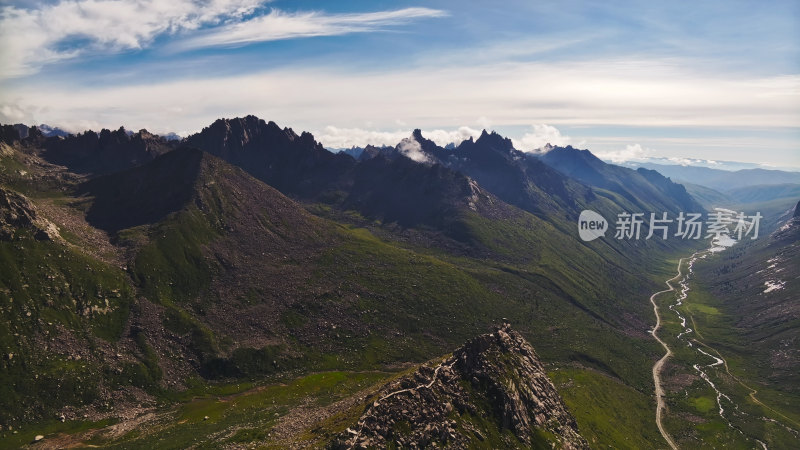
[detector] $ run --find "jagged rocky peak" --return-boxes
[472,129,517,153]
[27,125,45,141]
[540,143,555,152]
[794,199,800,218]
[0,124,21,145]
[545,145,597,160]
[358,144,394,161]
[407,128,443,147]
[298,130,317,145]
[396,128,445,163]
[37,125,176,174]
[185,115,356,197]
[98,126,131,144]
[334,323,587,449]
[187,115,325,154]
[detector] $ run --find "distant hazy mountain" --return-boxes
[621,157,769,171]
[11,123,71,139]
[539,145,702,214]
[622,162,800,191]
[681,182,734,208]
[355,144,398,161]
[682,182,800,210]
[337,146,364,159]
[726,183,800,204]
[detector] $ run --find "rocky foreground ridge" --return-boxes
[0,187,61,241]
[333,323,588,449]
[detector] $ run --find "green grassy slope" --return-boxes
[0,237,135,424]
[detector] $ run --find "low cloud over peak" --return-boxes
[512,124,572,153]
[593,143,653,164]
[397,136,430,163]
[316,125,482,150]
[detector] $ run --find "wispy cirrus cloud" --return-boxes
[0,0,267,79]
[172,7,448,51]
[0,1,446,79]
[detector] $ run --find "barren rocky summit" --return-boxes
[334,323,588,449]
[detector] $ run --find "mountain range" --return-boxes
[624,161,800,191]
[0,116,796,448]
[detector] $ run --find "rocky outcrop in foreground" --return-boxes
[0,187,61,241]
[333,323,588,449]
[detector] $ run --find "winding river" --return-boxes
[650,241,798,449]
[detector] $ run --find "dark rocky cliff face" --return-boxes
[333,324,588,449]
[40,127,175,174]
[184,115,355,197]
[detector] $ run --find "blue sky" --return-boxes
[0,0,798,168]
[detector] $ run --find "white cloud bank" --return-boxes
[0,1,445,79]
[315,125,483,151]
[7,60,795,130]
[1,59,798,167]
[513,124,572,152]
[423,126,483,147]
[592,143,653,163]
[316,126,408,149]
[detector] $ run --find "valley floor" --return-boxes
[653,248,800,449]
[5,365,670,449]
[0,370,399,449]
[9,246,797,449]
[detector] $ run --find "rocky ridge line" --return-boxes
[333,323,588,449]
